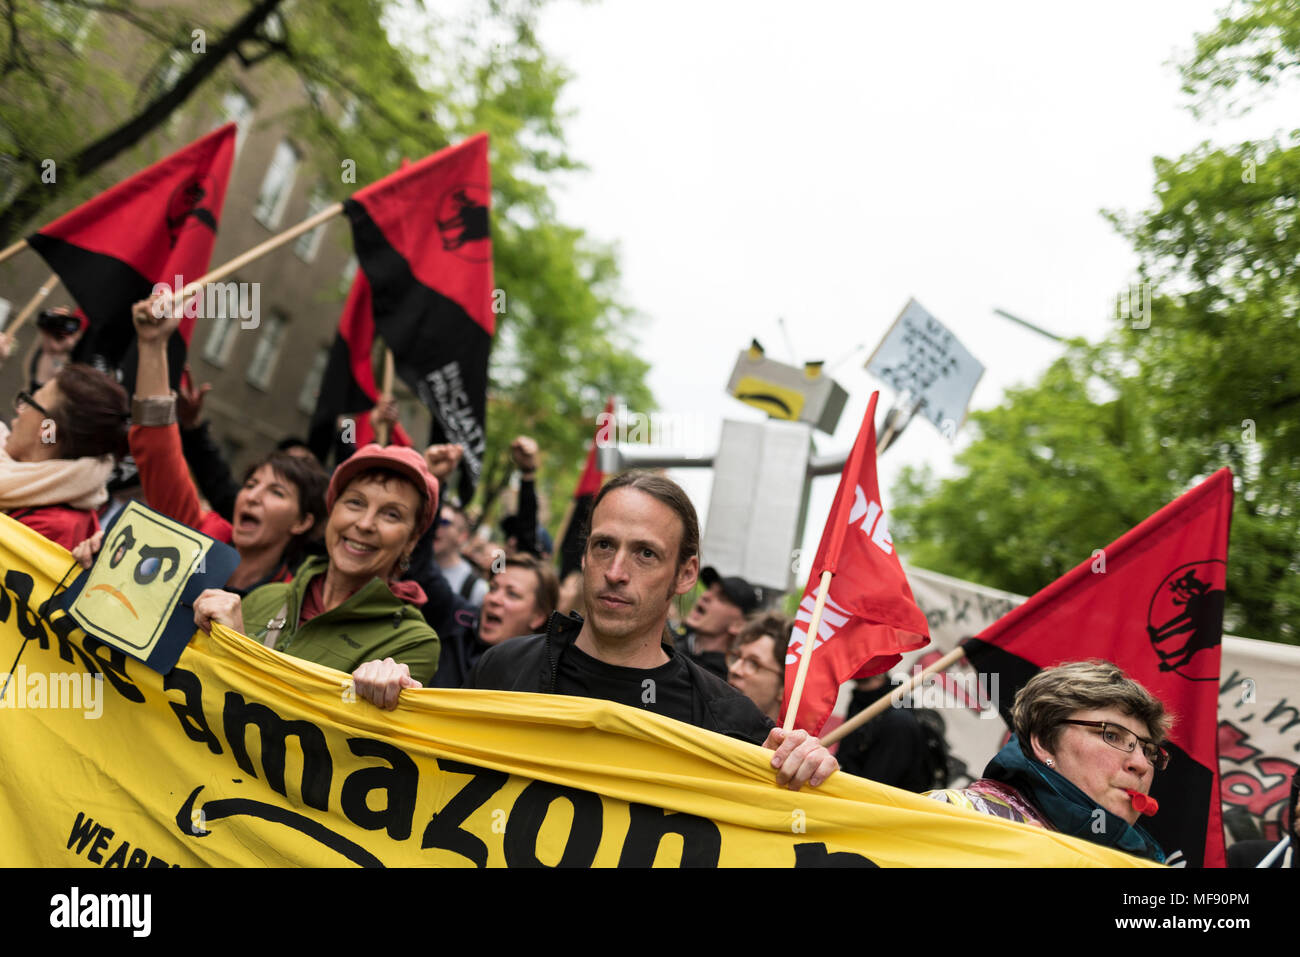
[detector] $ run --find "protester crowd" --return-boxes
[1,289,1294,867]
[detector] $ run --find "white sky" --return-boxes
[528,0,1293,582]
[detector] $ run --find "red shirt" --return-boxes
[6,505,100,552]
[128,423,232,543]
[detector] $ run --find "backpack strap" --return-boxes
[261,601,290,649]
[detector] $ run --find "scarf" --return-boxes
[984,736,1167,863]
[0,422,113,511]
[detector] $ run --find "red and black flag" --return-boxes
[558,396,614,579]
[781,391,930,735]
[343,133,494,505]
[963,468,1234,867]
[307,268,413,463]
[27,124,236,385]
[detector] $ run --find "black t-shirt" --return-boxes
[556,643,701,728]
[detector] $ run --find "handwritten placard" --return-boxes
[866,298,984,436]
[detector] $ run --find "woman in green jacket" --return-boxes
[194,443,441,710]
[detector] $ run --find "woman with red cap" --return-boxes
[193,442,442,710]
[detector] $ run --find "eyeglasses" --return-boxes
[14,390,51,419]
[725,650,784,678]
[1060,719,1170,771]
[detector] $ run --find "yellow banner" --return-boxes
[0,516,1159,867]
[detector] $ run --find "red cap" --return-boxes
[326,443,439,536]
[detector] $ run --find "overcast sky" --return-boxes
[527,1,1293,585]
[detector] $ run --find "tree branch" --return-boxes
[0,0,285,242]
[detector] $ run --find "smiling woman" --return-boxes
[194,444,442,711]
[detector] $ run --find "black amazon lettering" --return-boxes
[342,737,419,841]
[617,802,721,867]
[504,780,602,868]
[420,759,507,867]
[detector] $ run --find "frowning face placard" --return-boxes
[58,501,239,673]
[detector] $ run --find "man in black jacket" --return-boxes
[468,470,838,791]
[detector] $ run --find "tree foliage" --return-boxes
[892,3,1300,644]
[0,0,654,531]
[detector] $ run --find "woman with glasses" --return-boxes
[1,365,130,550]
[927,659,1170,862]
[724,612,792,724]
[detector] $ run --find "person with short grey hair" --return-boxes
[927,659,1170,862]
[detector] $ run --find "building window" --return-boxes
[202,314,237,367]
[219,88,254,156]
[246,312,287,390]
[294,189,330,262]
[298,345,331,414]
[253,140,299,229]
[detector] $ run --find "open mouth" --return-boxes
[234,510,262,533]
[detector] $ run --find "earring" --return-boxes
[1045,759,1055,768]
[399,554,411,572]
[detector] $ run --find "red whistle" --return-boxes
[1123,788,1159,816]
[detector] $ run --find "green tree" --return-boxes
[1,0,656,528]
[891,2,1300,644]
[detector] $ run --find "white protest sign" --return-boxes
[866,299,985,436]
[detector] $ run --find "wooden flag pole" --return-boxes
[0,238,28,266]
[175,202,344,303]
[821,646,967,746]
[376,349,395,445]
[783,569,833,733]
[2,273,60,336]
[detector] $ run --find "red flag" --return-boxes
[558,396,615,578]
[307,268,412,461]
[781,391,930,735]
[576,396,615,497]
[28,124,236,376]
[345,133,493,505]
[963,468,1234,867]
